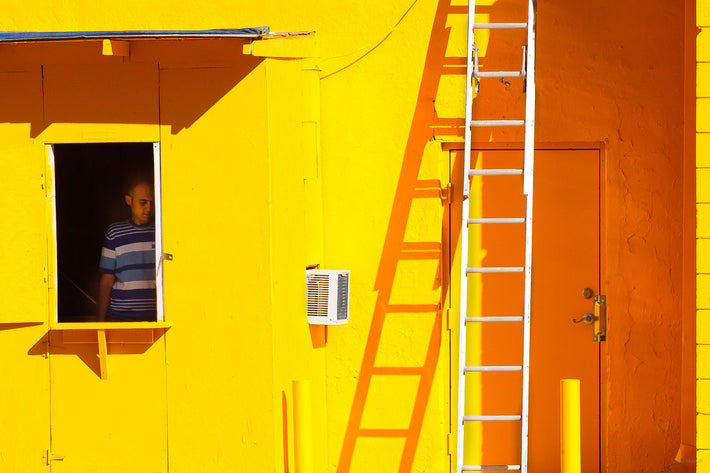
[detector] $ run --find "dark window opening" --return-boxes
[54,142,154,323]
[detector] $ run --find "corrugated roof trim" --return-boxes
[0,28,271,42]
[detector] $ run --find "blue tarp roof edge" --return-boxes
[0,28,271,42]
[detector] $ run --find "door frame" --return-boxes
[444,141,608,472]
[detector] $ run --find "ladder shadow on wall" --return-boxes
[335,0,455,470]
[336,0,530,470]
[0,40,263,138]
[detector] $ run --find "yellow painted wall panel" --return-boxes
[701,64,710,98]
[700,205,710,238]
[700,415,710,449]
[699,168,710,202]
[0,327,49,472]
[0,65,51,473]
[699,133,710,167]
[700,379,710,413]
[0,144,50,323]
[699,449,710,473]
[0,68,49,323]
[701,99,710,133]
[301,64,324,268]
[699,275,710,309]
[700,345,710,379]
[699,310,710,345]
[265,58,328,473]
[700,28,710,63]
[48,336,168,473]
[700,239,710,273]
[159,60,277,472]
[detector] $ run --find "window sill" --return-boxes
[49,321,171,380]
[49,321,172,330]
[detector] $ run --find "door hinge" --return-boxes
[446,308,452,331]
[44,450,65,465]
[440,183,452,205]
[447,433,453,455]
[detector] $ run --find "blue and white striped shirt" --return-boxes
[99,220,157,321]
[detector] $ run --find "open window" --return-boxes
[47,142,165,324]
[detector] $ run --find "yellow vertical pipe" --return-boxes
[293,380,314,473]
[97,330,108,380]
[560,379,581,473]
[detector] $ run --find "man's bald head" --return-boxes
[125,180,154,225]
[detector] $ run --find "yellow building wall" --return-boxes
[700,0,710,470]
[0,2,450,470]
[0,1,691,472]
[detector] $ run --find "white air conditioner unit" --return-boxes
[306,269,350,325]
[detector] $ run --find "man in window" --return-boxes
[97,178,157,322]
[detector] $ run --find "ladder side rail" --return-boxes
[523,0,537,196]
[457,0,477,471]
[520,2,536,473]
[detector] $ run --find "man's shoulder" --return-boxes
[105,220,155,240]
[105,220,132,239]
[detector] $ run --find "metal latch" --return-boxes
[593,295,606,342]
[573,289,606,343]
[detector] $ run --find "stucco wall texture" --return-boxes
[535,2,684,471]
[0,0,691,472]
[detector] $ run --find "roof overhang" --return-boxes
[0,28,273,43]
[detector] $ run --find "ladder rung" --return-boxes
[470,120,524,127]
[473,71,524,78]
[466,316,523,323]
[468,169,523,176]
[463,466,521,471]
[467,218,525,224]
[472,22,527,29]
[465,366,522,372]
[467,267,524,273]
[463,415,521,422]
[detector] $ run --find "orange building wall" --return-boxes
[535,4,684,471]
[439,0,686,470]
[439,0,685,471]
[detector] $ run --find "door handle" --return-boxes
[572,294,607,342]
[572,313,595,324]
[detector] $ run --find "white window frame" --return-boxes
[46,142,165,324]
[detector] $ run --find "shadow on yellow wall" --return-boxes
[0,40,263,138]
[24,328,168,378]
[336,0,454,470]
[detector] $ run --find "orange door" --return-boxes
[528,149,600,473]
[454,149,600,472]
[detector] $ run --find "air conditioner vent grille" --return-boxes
[307,274,330,317]
[305,269,350,325]
[337,273,349,320]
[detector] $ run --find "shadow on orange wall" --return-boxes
[0,40,262,137]
[335,0,456,471]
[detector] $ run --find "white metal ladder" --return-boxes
[456,0,536,472]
